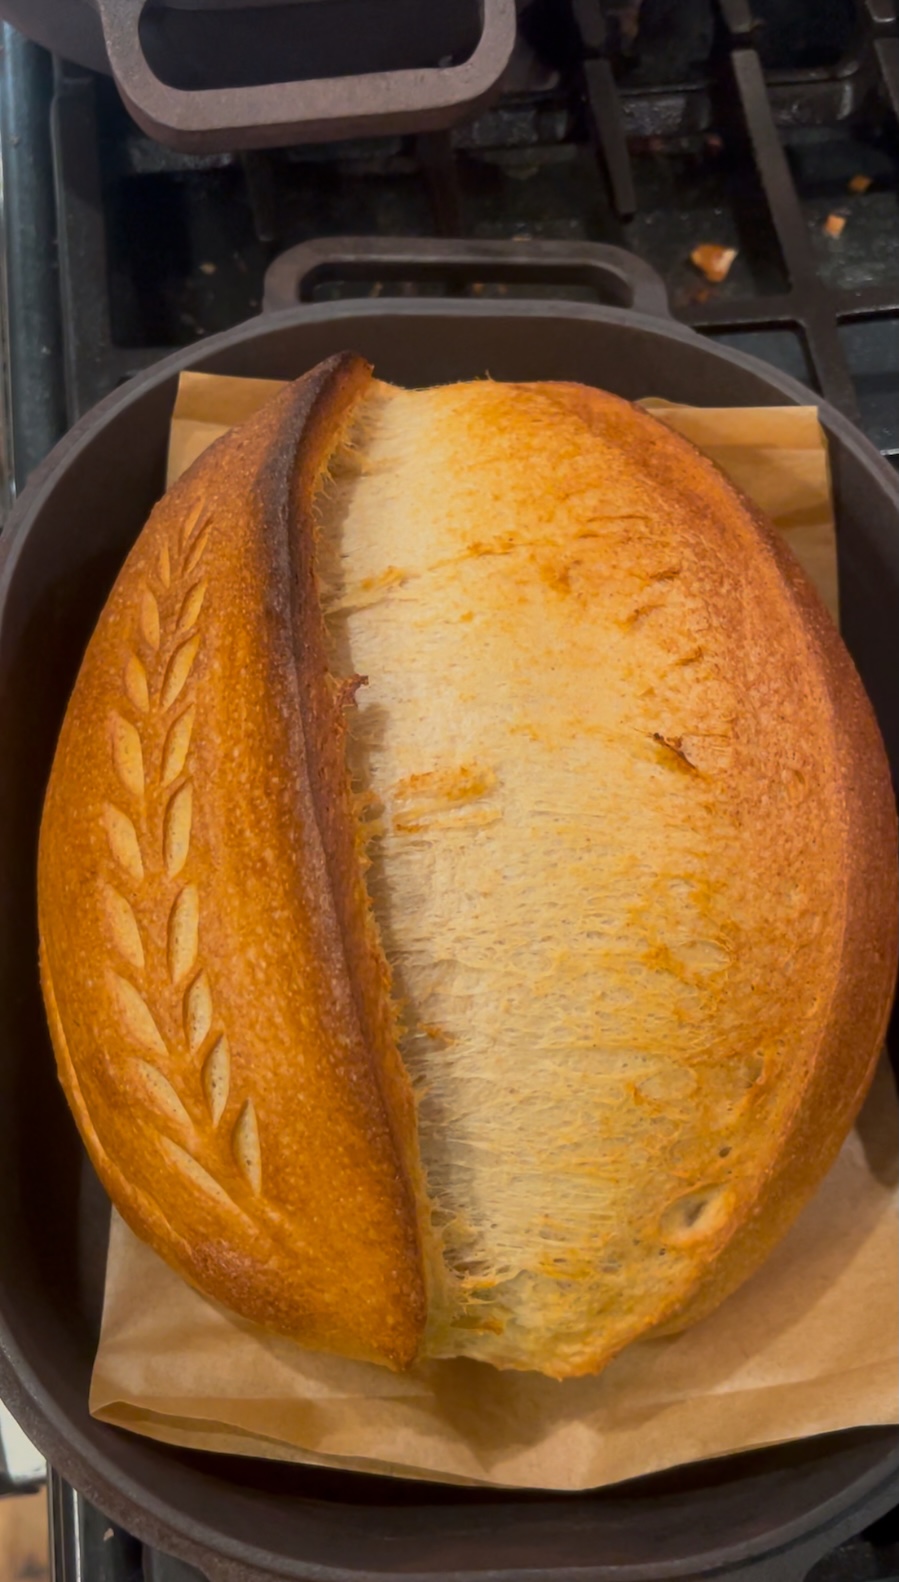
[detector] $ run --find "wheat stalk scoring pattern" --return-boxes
[99,496,262,1206]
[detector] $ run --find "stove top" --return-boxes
[0,0,896,511]
[0,2,897,1578]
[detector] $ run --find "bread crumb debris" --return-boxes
[690,245,737,283]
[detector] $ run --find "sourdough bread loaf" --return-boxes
[38,355,898,1378]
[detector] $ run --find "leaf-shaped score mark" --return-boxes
[124,653,149,714]
[164,781,193,878]
[184,971,212,1052]
[167,884,199,985]
[107,970,166,1055]
[232,1099,262,1193]
[160,1135,232,1209]
[101,884,145,972]
[177,580,207,634]
[140,587,160,651]
[161,706,195,788]
[131,1058,193,1131]
[102,803,144,883]
[203,1035,230,1124]
[161,634,201,711]
[180,496,208,552]
[110,713,145,797]
[184,526,211,577]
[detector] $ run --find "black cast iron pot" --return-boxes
[0,241,896,1582]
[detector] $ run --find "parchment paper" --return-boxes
[90,371,897,1491]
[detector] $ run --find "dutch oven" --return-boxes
[0,240,897,1581]
[0,0,517,150]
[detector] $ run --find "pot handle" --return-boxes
[93,0,516,153]
[261,237,673,320]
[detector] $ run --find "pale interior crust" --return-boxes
[321,377,898,1375]
[38,362,898,1380]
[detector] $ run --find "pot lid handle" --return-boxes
[93,0,516,154]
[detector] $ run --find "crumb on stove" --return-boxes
[823,213,847,237]
[690,244,737,283]
[848,174,872,193]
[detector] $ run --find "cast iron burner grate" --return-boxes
[0,2,897,1579]
[0,0,898,498]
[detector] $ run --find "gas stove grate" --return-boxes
[0,0,897,505]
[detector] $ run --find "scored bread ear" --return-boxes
[38,354,430,1368]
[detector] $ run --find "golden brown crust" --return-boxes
[646,442,899,1336]
[539,384,898,1351]
[38,355,428,1368]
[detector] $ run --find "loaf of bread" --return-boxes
[38,355,898,1379]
